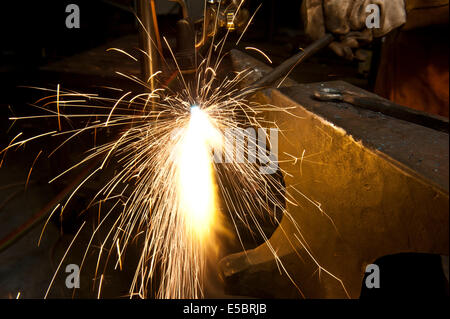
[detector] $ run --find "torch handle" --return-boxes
[239,34,334,97]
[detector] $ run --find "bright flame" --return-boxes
[176,106,221,238]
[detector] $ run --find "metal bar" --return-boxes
[314,87,449,133]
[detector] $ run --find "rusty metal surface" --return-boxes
[219,51,449,299]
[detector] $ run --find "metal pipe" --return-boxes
[137,0,160,85]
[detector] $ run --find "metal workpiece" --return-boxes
[220,51,449,298]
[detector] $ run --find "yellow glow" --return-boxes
[176,106,221,238]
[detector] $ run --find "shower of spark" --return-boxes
[0,0,349,299]
[2,64,275,299]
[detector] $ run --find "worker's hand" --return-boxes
[301,0,407,60]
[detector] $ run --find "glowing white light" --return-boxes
[176,106,221,238]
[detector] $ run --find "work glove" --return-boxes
[301,0,407,60]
